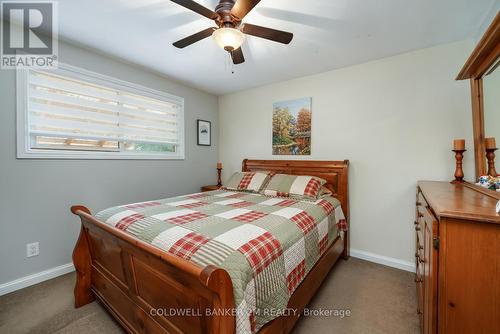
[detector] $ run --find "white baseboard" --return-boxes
[350,249,415,273]
[0,249,414,296]
[0,263,75,296]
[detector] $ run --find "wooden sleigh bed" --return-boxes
[71,159,350,334]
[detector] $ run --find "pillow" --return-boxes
[223,171,271,193]
[261,174,327,200]
[318,186,333,199]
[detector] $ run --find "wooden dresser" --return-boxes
[415,181,500,334]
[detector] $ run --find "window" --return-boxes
[16,63,184,159]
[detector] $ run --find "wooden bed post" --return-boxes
[342,159,350,260]
[71,205,95,308]
[342,226,350,259]
[200,266,236,333]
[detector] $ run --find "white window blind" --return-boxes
[17,64,185,159]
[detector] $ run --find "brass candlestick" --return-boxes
[486,148,498,177]
[217,167,222,187]
[452,149,466,182]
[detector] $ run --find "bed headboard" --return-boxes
[242,159,350,221]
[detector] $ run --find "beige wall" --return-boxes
[219,40,475,266]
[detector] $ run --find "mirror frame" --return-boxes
[457,12,500,179]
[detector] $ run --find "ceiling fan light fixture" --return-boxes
[212,27,245,51]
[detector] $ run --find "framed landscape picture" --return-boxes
[272,97,312,155]
[197,120,211,146]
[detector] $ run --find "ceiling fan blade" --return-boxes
[169,0,219,20]
[231,47,245,64]
[242,23,293,44]
[173,27,216,48]
[231,0,261,20]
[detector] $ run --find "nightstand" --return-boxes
[201,185,222,192]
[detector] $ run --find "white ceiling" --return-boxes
[55,0,496,95]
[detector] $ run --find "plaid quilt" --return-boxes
[96,190,347,333]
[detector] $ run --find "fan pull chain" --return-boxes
[225,52,230,72]
[224,51,235,74]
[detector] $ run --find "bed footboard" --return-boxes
[71,206,235,334]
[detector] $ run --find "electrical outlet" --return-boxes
[26,242,39,258]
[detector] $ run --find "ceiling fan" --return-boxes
[170,0,294,64]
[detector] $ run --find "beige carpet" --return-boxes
[0,258,420,334]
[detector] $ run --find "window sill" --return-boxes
[17,149,185,160]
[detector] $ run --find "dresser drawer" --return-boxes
[417,188,429,208]
[416,276,424,327]
[415,206,424,242]
[415,186,436,334]
[414,231,424,330]
[416,232,424,267]
[422,205,437,228]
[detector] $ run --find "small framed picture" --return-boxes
[197,120,211,146]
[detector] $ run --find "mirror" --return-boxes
[456,12,500,198]
[483,60,500,150]
[456,11,499,182]
[483,59,500,179]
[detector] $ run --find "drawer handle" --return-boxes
[418,245,423,250]
[417,309,422,315]
[414,277,423,283]
[418,256,425,263]
[414,221,418,225]
[418,212,424,218]
[416,201,422,206]
[415,225,421,231]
